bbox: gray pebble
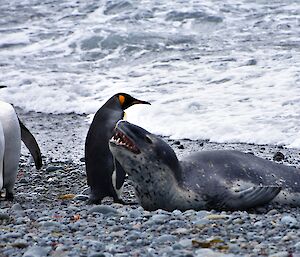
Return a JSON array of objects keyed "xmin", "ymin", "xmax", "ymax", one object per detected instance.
[
  {"xmin": 88, "ymin": 253, "xmax": 107, "ymax": 257},
  {"xmin": 11, "ymin": 240, "xmax": 29, "ymax": 248},
  {"xmin": 281, "ymin": 215, "xmax": 298, "ymax": 228},
  {"xmin": 12, "ymin": 203, "xmax": 23, "ymax": 211},
  {"xmin": 195, "ymin": 249, "xmax": 217, "ymax": 256},
  {"xmin": 169, "ymin": 220, "xmax": 186, "ymax": 227},
  {"xmin": 0, "ymin": 212, "xmax": 10, "ymax": 220},
  {"xmin": 36, "ymin": 216, "xmax": 51, "ymax": 222},
  {"xmin": 196, "ymin": 210, "xmax": 211, "ymax": 218},
  {"xmin": 269, "ymin": 252, "xmax": 289, "ymax": 257},
  {"xmin": 88, "ymin": 205, "xmax": 119, "ymax": 215},
  {"xmin": 19, "ymin": 178, "xmax": 28, "ymax": 183},
  {"xmin": 4, "ymin": 232, "xmax": 23, "ymax": 238},
  {"xmin": 39, "ymin": 221, "xmax": 61, "ymax": 228},
  {"xmin": 115, "ymin": 254, "xmax": 130, "ymax": 257},
  {"xmin": 54, "ymin": 244, "xmax": 69, "ymax": 251},
  {"xmin": 295, "ymin": 242, "xmax": 300, "ymax": 251},
  {"xmin": 155, "ymin": 234, "xmax": 177, "ymax": 243},
  {"xmin": 172, "ymin": 209, "xmax": 182, "ymax": 216},
  {"xmin": 245, "ymin": 59, "xmax": 257, "ymax": 66},
  {"xmin": 46, "ymin": 166, "xmax": 64, "ymax": 172},
  {"xmin": 178, "ymin": 238, "xmax": 192, "ymax": 248},
  {"xmin": 254, "ymin": 221, "xmax": 263, "ymax": 227},
  {"xmin": 150, "ymin": 214, "xmax": 170, "ymax": 223},
  {"xmin": 267, "ymin": 209, "xmax": 279, "ymax": 215},
  {"xmin": 23, "ymin": 246, "xmax": 51, "ymax": 257},
  {"xmin": 15, "ymin": 217, "xmax": 30, "ymax": 224},
  {"xmin": 128, "ymin": 209, "xmax": 142, "ymax": 218},
  {"xmin": 74, "ymin": 194, "xmax": 89, "ymax": 201},
  {"xmin": 172, "ymin": 243, "xmax": 183, "ymax": 250},
  {"xmin": 81, "ymin": 187, "xmax": 90, "ymax": 195},
  {"xmin": 193, "ymin": 218, "xmax": 210, "ymax": 226},
  {"xmin": 126, "ymin": 231, "xmax": 142, "ymax": 240},
  {"xmin": 273, "ymin": 152, "xmax": 285, "ymax": 162}
]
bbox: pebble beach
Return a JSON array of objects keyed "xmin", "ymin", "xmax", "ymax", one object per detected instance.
[{"xmin": 0, "ymin": 110, "xmax": 300, "ymax": 257}]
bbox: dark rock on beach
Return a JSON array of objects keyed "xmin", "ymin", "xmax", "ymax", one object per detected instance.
[{"xmin": 273, "ymin": 151, "xmax": 285, "ymax": 162}]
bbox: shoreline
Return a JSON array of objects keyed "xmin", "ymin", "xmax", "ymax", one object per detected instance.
[
  {"xmin": 1, "ymin": 110, "xmax": 300, "ymax": 257},
  {"xmin": 16, "ymin": 108, "xmax": 300, "ymax": 165}
]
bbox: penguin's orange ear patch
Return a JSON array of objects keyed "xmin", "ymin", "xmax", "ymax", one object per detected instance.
[{"xmin": 118, "ymin": 95, "xmax": 125, "ymax": 106}]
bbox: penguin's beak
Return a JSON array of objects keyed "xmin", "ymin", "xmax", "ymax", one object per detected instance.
[
  {"xmin": 0, "ymin": 86, "xmax": 7, "ymax": 89},
  {"xmin": 133, "ymin": 99, "xmax": 151, "ymax": 105}
]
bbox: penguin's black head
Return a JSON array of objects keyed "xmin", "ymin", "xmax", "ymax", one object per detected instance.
[{"xmin": 115, "ymin": 93, "xmax": 150, "ymax": 110}]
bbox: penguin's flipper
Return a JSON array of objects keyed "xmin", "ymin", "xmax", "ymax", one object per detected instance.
[
  {"xmin": 115, "ymin": 160, "xmax": 126, "ymax": 191},
  {"xmin": 221, "ymin": 186, "xmax": 281, "ymax": 210},
  {"xmin": 112, "ymin": 159, "xmax": 135, "ymax": 204},
  {"xmin": 18, "ymin": 118, "xmax": 43, "ymax": 170}
]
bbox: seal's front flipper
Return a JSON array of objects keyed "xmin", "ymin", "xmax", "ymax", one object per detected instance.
[
  {"xmin": 221, "ymin": 186, "xmax": 281, "ymax": 210},
  {"xmin": 18, "ymin": 118, "xmax": 43, "ymax": 170}
]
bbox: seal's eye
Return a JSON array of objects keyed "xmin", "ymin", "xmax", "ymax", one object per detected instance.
[{"xmin": 145, "ymin": 135, "xmax": 153, "ymax": 144}]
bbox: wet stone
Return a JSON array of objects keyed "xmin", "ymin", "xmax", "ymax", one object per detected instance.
[
  {"xmin": 88, "ymin": 205, "xmax": 119, "ymax": 215},
  {"xmin": 11, "ymin": 239, "xmax": 28, "ymax": 248},
  {"xmin": 150, "ymin": 214, "xmax": 170, "ymax": 223},
  {"xmin": 273, "ymin": 152, "xmax": 285, "ymax": 162},
  {"xmin": 46, "ymin": 166, "xmax": 64, "ymax": 172},
  {"xmin": 172, "ymin": 210, "xmax": 182, "ymax": 216},
  {"xmin": 128, "ymin": 209, "xmax": 142, "ymax": 218},
  {"xmin": 0, "ymin": 212, "xmax": 10, "ymax": 220},
  {"xmin": 156, "ymin": 234, "xmax": 177, "ymax": 243},
  {"xmin": 280, "ymin": 215, "xmax": 298, "ymax": 228},
  {"xmin": 178, "ymin": 238, "xmax": 192, "ymax": 248},
  {"xmin": 11, "ymin": 203, "xmax": 23, "ymax": 211},
  {"xmin": 23, "ymin": 246, "xmax": 51, "ymax": 257},
  {"xmin": 88, "ymin": 253, "xmax": 108, "ymax": 257},
  {"xmin": 246, "ymin": 59, "xmax": 257, "ymax": 66},
  {"xmin": 267, "ymin": 209, "xmax": 279, "ymax": 215},
  {"xmin": 19, "ymin": 178, "xmax": 28, "ymax": 183},
  {"xmin": 269, "ymin": 252, "xmax": 290, "ymax": 257},
  {"xmin": 294, "ymin": 242, "xmax": 300, "ymax": 251},
  {"xmin": 74, "ymin": 194, "xmax": 89, "ymax": 201},
  {"xmin": 5, "ymin": 232, "xmax": 23, "ymax": 238}
]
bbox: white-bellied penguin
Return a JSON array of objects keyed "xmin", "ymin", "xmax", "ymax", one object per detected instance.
[
  {"xmin": 0, "ymin": 99, "xmax": 42, "ymax": 200},
  {"xmin": 85, "ymin": 93, "xmax": 150, "ymax": 204}
]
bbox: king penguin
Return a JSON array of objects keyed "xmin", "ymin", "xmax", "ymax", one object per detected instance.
[
  {"xmin": 85, "ymin": 93, "xmax": 150, "ymax": 204},
  {"xmin": 0, "ymin": 89, "xmax": 42, "ymax": 199}
]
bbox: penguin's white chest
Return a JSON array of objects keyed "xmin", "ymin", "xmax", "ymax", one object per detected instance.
[
  {"xmin": 0, "ymin": 101, "xmax": 21, "ymax": 191},
  {"xmin": 0, "ymin": 120, "xmax": 5, "ymax": 190}
]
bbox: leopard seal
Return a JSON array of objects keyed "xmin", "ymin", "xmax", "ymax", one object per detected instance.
[{"xmin": 107, "ymin": 121, "xmax": 300, "ymax": 211}]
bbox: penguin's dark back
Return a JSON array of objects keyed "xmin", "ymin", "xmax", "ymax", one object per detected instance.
[{"xmin": 85, "ymin": 97, "xmax": 124, "ymax": 189}]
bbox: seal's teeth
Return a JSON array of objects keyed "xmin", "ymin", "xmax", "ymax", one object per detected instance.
[{"xmin": 112, "ymin": 130, "xmax": 140, "ymax": 154}]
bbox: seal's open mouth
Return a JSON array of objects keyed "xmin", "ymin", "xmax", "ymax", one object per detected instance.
[{"xmin": 111, "ymin": 129, "xmax": 140, "ymax": 154}]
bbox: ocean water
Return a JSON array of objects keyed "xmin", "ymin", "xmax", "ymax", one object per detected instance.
[{"xmin": 0, "ymin": 0, "xmax": 300, "ymax": 147}]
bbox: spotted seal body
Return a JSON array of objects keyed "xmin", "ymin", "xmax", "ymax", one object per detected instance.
[{"xmin": 108, "ymin": 121, "xmax": 300, "ymax": 211}]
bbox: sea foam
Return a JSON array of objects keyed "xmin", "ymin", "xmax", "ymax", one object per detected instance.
[{"xmin": 0, "ymin": 0, "xmax": 300, "ymax": 148}]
